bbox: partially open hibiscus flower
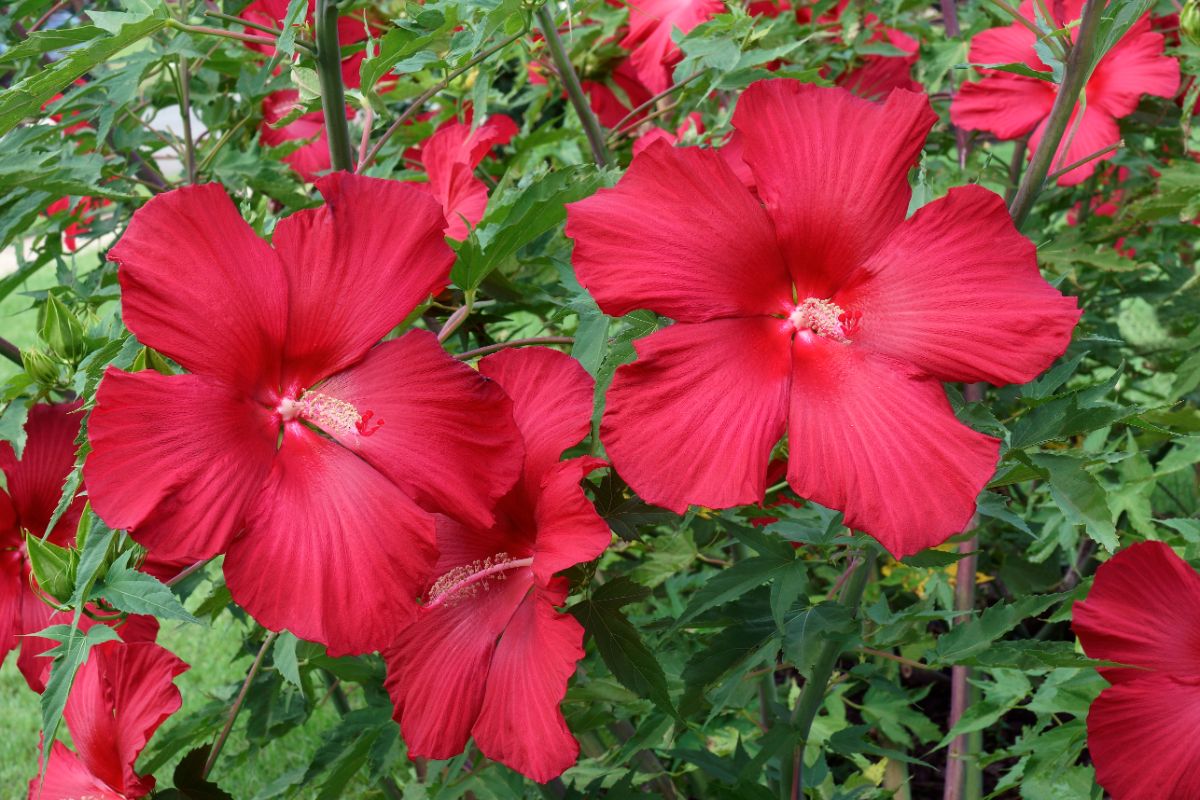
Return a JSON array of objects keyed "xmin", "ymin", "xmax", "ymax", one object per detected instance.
[
  {"xmin": 416, "ymin": 115, "xmax": 518, "ymax": 239},
  {"xmin": 566, "ymin": 80, "xmax": 1081, "ymax": 558},
  {"xmin": 951, "ymin": 0, "xmax": 1179, "ymax": 186},
  {"xmin": 87, "ymin": 173, "xmax": 523, "ymax": 655},
  {"xmin": 620, "ymin": 0, "xmax": 724, "ymax": 93},
  {"xmin": 0, "ymin": 402, "xmax": 85, "ymax": 691},
  {"xmin": 29, "ymin": 639, "xmax": 187, "ymax": 800},
  {"xmin": 384, "ymin": 347, "xmax": 610, "ymax": 782},
  {"xmin": 1073, "ymin": 541, "xmax": 1200, "ymax": 799}
]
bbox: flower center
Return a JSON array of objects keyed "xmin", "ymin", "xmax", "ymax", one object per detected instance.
[
  {"xmin": 424, "ymin": 552, "xmax": 534, "ymax": 610},
  {"xmin": 787, "ymin": 297, "xmax": 856, "ymax": 343},
  {"xmin": 276, "ymin": 391, "xmax": 384, "ymax": 437}
]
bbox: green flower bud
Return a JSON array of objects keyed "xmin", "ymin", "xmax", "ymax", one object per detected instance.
[
  {"xmin": 21, "ymin": 347, "xmax": 60, "ymax": 386},
  {"xmin": 40, "ymin": 292, "xmax": 88, "ymax": 364},
  {"xmin": 25, "ymin": 532, "xmax": 76, "ymax": 604},
  {"xmin": 1183, "ymin": 0, "xmax": 1200, "ymax": 48}
]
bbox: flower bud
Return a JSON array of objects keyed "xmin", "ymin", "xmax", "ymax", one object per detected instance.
[
  {"xmin": 40, "ymin": 292, "xmax": 88, "ymax": 364},
  {"xmin": 1183, "ymin": 0, "xmax": 1200, "ymax": 48},
  {"xmin": 21, "ymin": 347, "xmax": 60, "ymax": 386},
  {"xmin": 25, "ymin": 532, "xmax": 76, "ymax": 604}
]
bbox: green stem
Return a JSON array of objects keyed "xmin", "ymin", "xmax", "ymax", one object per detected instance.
[
  {"xmin": 1007, "ymin": 0, "xmax": 1104, "ymax": 228},
  {"xmin": 782, "ymin": 550, "xmax": 876, "ymax": 800},
  {"xmin": 535, "ymin": 4, "xmax": 610, "ymax": 167},
  {"xmin": 203, "ymin": 632, "xmax": 278, "ymax": 779},
  {"xmin": 314, "ymin": 0, "xmax": 354, "ymax": 173}
]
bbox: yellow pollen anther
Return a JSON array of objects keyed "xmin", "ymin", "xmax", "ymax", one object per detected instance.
[
  {"xmin": 280, "ymin": 391, "xmax": 384, "ymax": 437},
  {"xmin": 425, "ymin": 552, "xmax": 535, "ymax": 610},
  {"xmin": 788, "ymin": 297, "xmax": 854, "ymax": 343}
]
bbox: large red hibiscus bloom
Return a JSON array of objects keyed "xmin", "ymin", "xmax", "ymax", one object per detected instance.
[
  {"xmin": 620, "ymin": 0, "xmax": 725, "ymax": 93},
  {"xmin": 951, "ymin": 0, "xmax": 1179, "ymax": 185},
  {"xmin": 384, "ymin": 347, "xmax": 611, "ymax": 782},
  {"xmin": 416, "ymin": 115, "xmax": 518, "ymax": 239},
  {"xmin": 29, "ymin": 639, "xmax": 187, "ymax": 800},
  {"xmin": 86, "ymin": 173, "xmax": 523, "ymax": 655},
  {"xmin": 1073, "ymin": 541, "xmax": 1200, "ymax": 799},
  {"xmin": 0, "ymin": 402, "xmax": 85, "ymax": 691},
  {"xmin": 566, "ymin": 80, "xmax": 1081, "ymax": 558}
]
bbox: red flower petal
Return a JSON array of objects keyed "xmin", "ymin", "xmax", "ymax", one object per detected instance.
[
  {"xmin": 1089, "ymin": 15, "xmax": 1180, "ymax": 118},
  {"xmin": 312, "ymin": 330, "xmax": 524, "ymax": 530},
  {"xmin": 602, "ymin": 317, "xmax": 792, "ymax": 513},
  {"xmin": 4, "ymin": 402, "xmax": 83, "ymax": 540},
  {"xmin": 967, "ymin": 22, "xmax": 1042, "ymax": 69},
  {"xmin": 732, "ymin": 80, "xmax": 937, "ymax": 297},
  {"xmin": 786, "ymin": 343, "xmax": 999, "ymax": 558},
  {"xmin": 106, "ymin": 184, "xmax": 288, "ymax": 393},
  {"xmin": 261, "ymin": 90, "xmax": 336, "ymax": 182},
  {"xmin": 1086, "ymin": 674, "xmax": 1200, "ymax": 800},
  {"xmin": 0, "ymin": 549, "xmax": 25, "ymax": 671},
  {"xmin": 532, "ymin": 457, "xmax": 611, "ymax": 584},
  {"xmin": 227, "ymin": 427, "xmax": 437, "ymax": 655},
  {"xmin": 85, "ymin": 370, "xmax": 278, "ymax": 562},
  {"xmin": 620, "ymin": 0, "xmax": 723, "ymax": 93},
  {"xmin": 1029, "ymin": 102, "xmax": 1120, "ymax": 186},
  {"xmin": 63, "ymin": 640, "xmax": 187, "ymax": 796},
  {"xmin": 384, "ymin": 571, "xmax": 532, "ymax": 759},
  {"xmin": 472, "ymin": 583, "xmax": 584, "ymax": 782},
  {"xmin": 478, "ymin": 347, "xmax": 594, "ymax": 486},
  {"xmin": 271, "ymin": 173, "xmax": 454, "ymax": 388},
  {"xmin": 31, "ymin": 740, "xmax": 124, "ymax": 800},
  {"xmin": 845, "ymin": 185, "xmax": 1080, "ymax": 385},
  {"xmin": 1073, "ymin": 541, "xmax": 1200, "ymax": 682},
  {"xmin": 949, "ymin": 74, "xmax": 1056, "ymax": 140},
  {"xmin": 566, "ymin": 142, "xmax": 791, "ymax": 321}
]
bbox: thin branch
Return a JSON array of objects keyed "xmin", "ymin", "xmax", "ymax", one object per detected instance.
[
  {"xmin": 165, "ymin": 559, "xmax": 209, "ymax": 587},
  {"xmin": 607, "ymin": 71, "xmax": 704, "ymax": 140},
  {"xmin": 1004, "ymin": 137, "xmax": 1030, "ymax": 204},
  {"xmin": 536, "ymin": 4, "xmax": 610, "ymax": 167},
  {"xmin": 197, "ymin": 114, "xmax": 252, "ymax": 175},
  {"xmin": 453, "ymin": 336, "xmax": 574, "ymax": 360},
  {"xmin": 357, "ymin": 105, "xmax": 373, "ymax": 166},
  {"xmin": 1008, "ymin": 0, "xmax": 1105, "ymax": 227},
  {"xmin": 170, "ymin": 21, "xmax": 315, "ymax": 55},
  {"xmin": 178, "ymin": 56, "xmax": 197, "ymax": 184},
  {"xmin": 29, "ymin": 0, "xmax": 70, "ymax": 34},
  {"xmin": 436, "ymin": 304, "xmax": 471, "ymax": 343},
  {"xmin": 0, "ymin": 337, "xmax": 23, "ymax": 367},
  {"xmin": 358, "ymin": 31, "xmax": 523, "ymax": 172},
  {"xmin": 1045, "ymin": 139, "xmax": 1121, "ymax": 182},
  {"xmin": 203, "ymin": 631, "xmax": 278, "ymax": 779},
  {"xmin": 205, "ymin": 10, "xmax": 285, "ymax": 39}
]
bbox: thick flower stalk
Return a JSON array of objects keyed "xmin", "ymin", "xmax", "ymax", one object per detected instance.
[
  {"xmin": 384, "ymin": 347, "xmax": 612, "ymax": 782},
  {"xmin": 566, "ymin": 79, "xmax": 1082, "ymax": 558},
  {"xmin": 85, "ymin": 173, "xmax": 524, "ymax": 656}
]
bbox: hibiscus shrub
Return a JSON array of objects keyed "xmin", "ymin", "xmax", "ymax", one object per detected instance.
[{"xmin": 1, "ymin": 0, "xmax": 1198, "ymax": 798}]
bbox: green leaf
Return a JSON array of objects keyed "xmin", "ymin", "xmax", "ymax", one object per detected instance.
[
  {"xmin": 0, "ymin": 26, "xmax": 105, "ymax": 63},
  {"xmin": 570, "ymin": 577, "xmax": 677, "ymax": 718},
  {"xmin": 934, "ymin": 592, "xmax": 1066, "ymax": 664},
  {"xmin": 967, "ymin": 62, "xmax": 1053, "ymax": 81},
  {"xmin": 901, "ymin": 549, "xmax": 974, "ymax": 568},
  {"xmin": 1030, "ymin": 453, "xmax": 1118, "ymax": 551},
  {"xmin": 670, "ymin": 549, "xmax": 795, "ymax": 632},
  {"xmin": 92, "ymin": 551, "xmax": 201, "ymax": 624},
  {"xmin": 164, "ymin": 746, "xmax": 234, "ymax": 800},
  {"xmin": 0, "ymin": 10, "xmax": 169, "ymax": 137},
  {"xmin": 273, "ymin": 632, "xmax": 304, "ymax": 689}
]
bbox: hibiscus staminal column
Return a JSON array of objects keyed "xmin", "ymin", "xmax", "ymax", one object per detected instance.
[{"xmin": 315, "ymin": 0, "xmax": 353, "ymax": 171}]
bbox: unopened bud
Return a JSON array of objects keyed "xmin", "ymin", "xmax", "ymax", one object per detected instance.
[
  {"xmin": 40, "ymin": 292, "xmax": 88, "ymax": 364},
  {"xmin": 25, "ymin": 533, "xmax": 76, "ymax": 604},
  {"xmin": 21, "ymin": 348, "xmax": 60, "ymax": 385},
  {"xmin": 1182, "ymin": 0, "xmax": 1200, "ymax": 47}
]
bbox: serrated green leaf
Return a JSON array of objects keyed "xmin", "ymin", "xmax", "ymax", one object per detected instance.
[
  {"xmin": 934, "ymin": 592, "xmax": 1065, "ymax": 664},
  {"xmin": 92, "ymin": 551, "xmax": 200, "ymax": 624},
  {"xmin": 1030, "ymin": 453, "xmax": 1118, "ymax": 551}
]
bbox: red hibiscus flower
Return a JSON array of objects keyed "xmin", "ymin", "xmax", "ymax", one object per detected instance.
[
  {"xmin": 384, "ymin": 347, "xmax": 611, "ymax": 782},
  {"xmin": 29, "ymin": 639, "xmax": 187, "ymax": 800},
  {"xmin": 632, "ymin": 112, "xmax": 702, "ymax": 155},
  {"xmin": 85, "ymin": 173, "xmax": 523, "ymax": 655},
  {"xmin": 260, "ymin": 89, "xmax": 355, "ymax": 182},
  {"xmin": 951, "ymin": 0, "xmax": 1179, "ymax": 186},
  {"xmin": 416, "ymin": 115, "xmax": 518, "ymax": 239},
  {"xmin": 620, "ymin": 0, "xmax": 725, "ymax": 94},
  {"xmin": 1072, "ymin": 541, "xmax": 1200, "ymax": 799},
  {"xmin": 565, "ymin": 80, "xmax": 1081, "ymax": 558},
  {"xmin": 0, "ymin": 403, "xmax": 84, "ymax": 690},
  {"xmin": 241, "ymin": 0, "xmax": 386, "ymax": 90},
  {"xmin": 44, "ymin": 195, "xmax": 109, "ymax": 252}
]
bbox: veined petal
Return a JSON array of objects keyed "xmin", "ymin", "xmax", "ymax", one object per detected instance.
[
  {"xmin": 313, "ymin": 330, "xmax": 523, "ymax": 530},
  {"xmin": 6, "ymin": 402, "xmax": 83, "ymax": 540},
  {"xmin": 732, "ymin": 80, "xmax": 938, "ymax": 297},
  {"xmin": 472, "ymin": 583, "xmax": 584, "ymax": 782},
  {"xmin": 532, "ymin": 457, "xmax": 611, "ymax": 584},
  {"xmin": 30, "ymin": 740, "xmax": 123, "ymax": 800},
  {"xmin": 787, "ymin": 343, "xmax": 1000, "ymax": 558},
  {"xmin": 1087, "ymin": 675, "xmax": 1200, "ymax": 800},
  {"xmin": 1089, "ymin": 16, "xmax": 1180, "ymax": 118},
  {"xmin": 64, "ymin": 640, "xmax": 187, "ymax": 797},
  {"xmin": 0, "ymin": 550, "xmax": 23, "ymax": 669},
  {"xmin": 1073, "ymin": 541, "xmax": 1200, "ymax": 682},
  {"xmin": 272, "ymin": 173, "xmax": 455, "ymax": 388},
  {"xmin": 227, "ymin": 428, "xmax": 437, "ymax": 655},
  {"xmin": 845, "ymin": 185, "xmax": 1080, "ymax": 385},
  {"xmin": 602, "ymin": 317, "xmax": 792, "ymax": 514},
  {"xmin": 106, "ymin": 184, "xmax": 288, "ymax": 392},
  {"xmin": 967, "ymin": 23, "xmax": 1042, "ymax": 69},
  {"xmin": 85, "ymin": 370, "xmax": 277, "ymax": 562},
  {"xmin": 383, "ymin": 571, "xmax": 531, "ymax": 760},
  {"xmin": 479, "ymin": 348, "xmax": 595, "ymax": 486},
  {"xmin": 949, "ymin": 75, "xmax": 1055, "ymax": 140},
  {"xmin": 1028, "ymin": 102, "xmax": 1120, "ymax": 186},
  {"xmin": 566, "ymin": 142, "xmax": 791, "ymax": 322}
]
